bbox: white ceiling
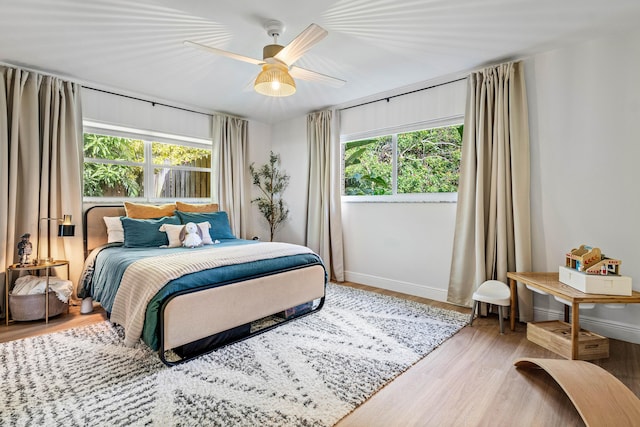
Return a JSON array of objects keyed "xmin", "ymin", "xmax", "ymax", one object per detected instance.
[{"xmin": 2, "ymin": 0, "xmax": 640, "ymax": 123}]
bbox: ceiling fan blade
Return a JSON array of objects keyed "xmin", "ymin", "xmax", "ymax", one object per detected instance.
[
  {"xmin": 275, "ymin": 24, "xmax": 328, "ymax": 66},
  {"xmin": 290, "ymin": 66, "xmax": 346, "ymax": 88},
  {"xmin": 183, "ymin": 41, "xmax": 264, "ymax": 66}
]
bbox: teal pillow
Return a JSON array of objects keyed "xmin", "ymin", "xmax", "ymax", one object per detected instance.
[
  {"xmin": 176, "ymin": 211, "xmax": 236, "ymax": 240},
  {"xmin": 121, "ymin": 216, "xmax": 181, "ymax": 247}
]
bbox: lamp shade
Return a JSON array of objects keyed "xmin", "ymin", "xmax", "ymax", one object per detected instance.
[
  {"xmin": 254, "ymin": 63, "xmax": 296, "ymax": 97},
  {"xmin": 58, "ymin": 214, "xmax": 75, "ymax": 237}
]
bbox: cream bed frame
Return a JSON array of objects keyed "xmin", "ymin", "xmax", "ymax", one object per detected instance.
[{"xmin": 83, "ymin": 205, "xmax": 326, "ymax": 365}]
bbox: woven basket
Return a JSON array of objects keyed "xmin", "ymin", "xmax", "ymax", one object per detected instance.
[{"xmin": 9, "ymin": 292, "xmax": 68, "ymax": 321}]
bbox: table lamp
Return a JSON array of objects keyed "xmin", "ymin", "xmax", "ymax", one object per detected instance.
[{"xmin": 38, "ymin": 214, "xmax": 75, "ymax": 264}]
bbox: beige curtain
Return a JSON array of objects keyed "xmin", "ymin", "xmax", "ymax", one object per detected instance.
[
  {"xmin": 0, "ymin": 66, "xmax": 84, "ymax": 317},
  {"xmin": 448, "ymin": 61, "xmax": 533, "ymax": 322},
  {"xmin": 306, "ymin": 110, "xmax": 345, "ymax": 282},
  {"xmin": 214, "ymin": 114, "xmax": 249, "ymax": 239}
]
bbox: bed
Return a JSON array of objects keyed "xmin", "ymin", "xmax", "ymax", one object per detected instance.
[{"xmin": 79, "ymin": 205, "xmax": 326, "ymax": 365}]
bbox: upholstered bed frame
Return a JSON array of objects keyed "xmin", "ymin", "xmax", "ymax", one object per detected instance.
[{"xmin": 83, "ymin": 205, "xmax": 326, "ymax": 365}]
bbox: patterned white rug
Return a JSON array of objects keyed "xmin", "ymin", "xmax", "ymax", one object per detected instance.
[{"xmin": 0, "ymin": 283, "xmax": 468, "ymax": 426}]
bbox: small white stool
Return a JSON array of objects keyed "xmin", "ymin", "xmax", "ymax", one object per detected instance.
[{"xmin": 469, "ymin": 280, "xmax": 511, "ymax": 334}]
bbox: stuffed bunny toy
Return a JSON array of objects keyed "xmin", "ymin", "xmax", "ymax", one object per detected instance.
[{"xmin": 179, "ymin": 222, "xmax": 203, "ymax": 248}]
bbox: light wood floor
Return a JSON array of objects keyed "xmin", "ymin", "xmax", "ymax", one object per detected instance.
[
  {"xmin": 0, "ymin": 302, "xmax": 108, "ymax": 343},
  {"xmin": 2, "ymin": 282, "xmax": 639, "ymax": 426}
]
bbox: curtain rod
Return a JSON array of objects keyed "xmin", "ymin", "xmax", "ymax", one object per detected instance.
[
  {"xmin": 340, "ymin": 76, "xmax": 467, "ymax": 111},
  {"xmin": 84, "ymin": 86, "xmax": 214, "ymax": 118},
  {"xmin": 0, "ymin": 62, "xmax": 215, "ymax": 118}
]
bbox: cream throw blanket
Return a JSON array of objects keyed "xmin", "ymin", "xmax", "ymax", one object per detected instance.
[
  {"xmin": 111, "ymin": 242, "xmax": 314, "ymax": 347},
  {"xmin": 11, "ymin": 275, "xmax": 73, "ymax": 303}
]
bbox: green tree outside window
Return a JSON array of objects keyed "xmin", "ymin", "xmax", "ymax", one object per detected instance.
[{"xmin": 344, "ymin": 124, "xmax": 463, "ymax": 196}]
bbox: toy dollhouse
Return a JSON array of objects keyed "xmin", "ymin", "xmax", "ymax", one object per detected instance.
[{"xmin": 565, "ymin": 245, "xmax": 621, "ymax": 276}]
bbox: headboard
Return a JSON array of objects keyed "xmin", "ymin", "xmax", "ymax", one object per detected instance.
[
  {"xmin": 84, "ymin": 205, "xmax": 126, "ymax": 253},
  {"xmin": 84, "ymin": 203, "xmax": 220, "ymax": 255}
]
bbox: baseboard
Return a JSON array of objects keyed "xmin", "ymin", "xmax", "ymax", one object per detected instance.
[
  {"xmin": 344, "ymin": 271, "xmax": 448, "ymax": 302},
  {"xmin": 533, "ymin": 307, "xmax": 640, "ymax": 345}
]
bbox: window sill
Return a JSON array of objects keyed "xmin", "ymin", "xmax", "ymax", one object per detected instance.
[{"xmin": 341, "ymin": 193, "xmax": 457, "ymax": 203}]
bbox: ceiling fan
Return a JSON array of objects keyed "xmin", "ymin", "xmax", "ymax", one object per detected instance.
[{"xmin": 184, "ymin": 20, "xmax": 345, "ymax": 97}]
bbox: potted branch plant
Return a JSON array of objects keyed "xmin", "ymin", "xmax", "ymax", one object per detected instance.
[{"xmin": 249, "ymin": 151, "xmax": 290, "ymax": 241}]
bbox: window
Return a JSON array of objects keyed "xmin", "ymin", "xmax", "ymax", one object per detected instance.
[
  {"xmin": 83, "ymin": 122, "xmax": 213, "ymax": 202},
  {"xmin": 344, "ymin": 135, "xmax": 393, "ymax": 195},
  {"xmin": 342, "ymin": 120, "xmax": 463, "ymax": 201}
]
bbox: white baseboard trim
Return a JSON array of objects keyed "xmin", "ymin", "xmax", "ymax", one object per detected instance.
[
  {"xmin": 344, "ymin": 271, "xmax": 448, "ymax": 302},
  {"xmin": 533, "ymin": 307, "xmax": 640, "ymax": 345}
]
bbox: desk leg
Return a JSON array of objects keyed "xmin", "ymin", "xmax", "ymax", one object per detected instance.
[
  {"xmin": 509, "ymin": 278, "xmax": 517, "ymax": 331},
  {"xmin": 571, "ymin": 303, "xmax": 580, "ymax": 360}
]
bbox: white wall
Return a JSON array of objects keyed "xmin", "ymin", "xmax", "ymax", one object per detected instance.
[
  {"xmin": 269, "ymin": 117, "xmax": 309, "ymax": 246},
  {"xmin": 245, "ymin": 116, "xmax": 309, "ymax": 244},
  {"xmin": 342, "ymin": 202, "xmax": 457, "ymax": 301},
  {"xmin": 245, "ymin": 120, "xmax": 273, "ymax": 240},
  {"xmin": 524, "ymin": 28, "xmax": 640, "ymax": 343}
]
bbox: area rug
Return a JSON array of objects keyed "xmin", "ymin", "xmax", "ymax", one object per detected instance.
[{"xmin": 0, "ymin": 283, "xmax": 468, "ymax": 426}]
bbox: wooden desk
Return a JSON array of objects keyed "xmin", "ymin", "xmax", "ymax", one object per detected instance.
[{"xmin": 507, "ymin": 272, "xmax": 640, "ymax": 359}]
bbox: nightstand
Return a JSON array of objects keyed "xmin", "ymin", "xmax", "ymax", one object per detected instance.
[{"xmin": 5, "ymin": 260, "xmax": 70, "ymax": 325}]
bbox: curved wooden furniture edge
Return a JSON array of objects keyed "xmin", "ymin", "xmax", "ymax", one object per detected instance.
[{"xmin": 514, "ymin": 357, "xmax": 640, "ymax": 427}]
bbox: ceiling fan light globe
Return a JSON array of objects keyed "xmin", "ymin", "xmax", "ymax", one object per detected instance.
[{"xmin": 254, "ymin": 64, "xmax": 296, "ymax": 97}]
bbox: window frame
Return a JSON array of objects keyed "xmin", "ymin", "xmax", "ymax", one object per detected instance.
[
  {"xmin": 83, "ymin": 120, "xmax": 215, "ymax": 203},
  {"xmin": 340, "ymin": 115, "xmax": 463, "ymax": 203}
]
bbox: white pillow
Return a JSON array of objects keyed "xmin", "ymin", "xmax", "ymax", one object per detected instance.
[
  {"xmin": 103, "ymin": 216, "xmax": 124, "ymax": 243},
  {"xmin": 159, "ymin": 222, "xmax": 213, "ymax": 248},
  {"xmin": 197, "ymin": 221, "xmax": 213, "ymax": 245}
]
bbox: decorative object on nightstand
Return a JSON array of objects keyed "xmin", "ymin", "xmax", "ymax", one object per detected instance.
[
  {"xmin": 38, "ymin": 214, "xmax": 75, "ymax": 264},
  {"xmin": 17, "ymin": 233, "xmax": 33, "ymax": 266}
]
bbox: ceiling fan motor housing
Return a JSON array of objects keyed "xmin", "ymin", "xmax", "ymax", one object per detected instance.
[
  {"xmin": 263, "ymin": 44, "xmax": 284, "ymax": 60},
  {"xmin": 263, "ymin": 20, "xmax": 285, "ymax": 60}
]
